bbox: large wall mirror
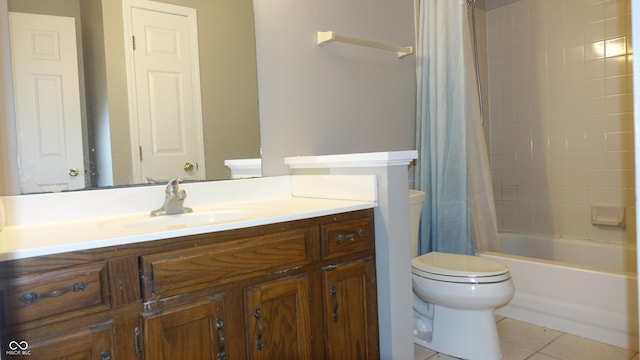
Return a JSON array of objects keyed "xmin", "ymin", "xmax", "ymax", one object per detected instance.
[{"xmin": 1, "ymin": 0, "xmax": 261, "ymax": 195}]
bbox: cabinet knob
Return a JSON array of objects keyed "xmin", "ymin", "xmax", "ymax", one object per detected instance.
[
  {"xmin": 183, "ymin": 162, "xmax": 195, "ymax": 172},
  {"xmin": 69, "ymin": 167, "xmax": 79, "ymax": 177},
  {"xmin": 100, "ymin": 349, "xmax": 112, "ymax": 360}
]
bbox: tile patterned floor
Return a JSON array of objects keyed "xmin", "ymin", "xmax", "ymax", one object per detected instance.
[{"xmin": 414, "ymin": 317, "xmax": 639, "ymax": 360}]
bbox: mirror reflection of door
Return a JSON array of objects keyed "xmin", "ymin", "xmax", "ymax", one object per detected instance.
[
  {"xmin": 126, "ymin": 1, "xmax": 206, "ymax": 183},
  {"xmin": 9, "ymin": 12, "xmax": 86, "ymax": 193}
]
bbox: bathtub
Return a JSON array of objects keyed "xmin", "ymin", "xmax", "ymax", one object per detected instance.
[{"xmin": 478, "ymin": 232, "xmax": 638, "ymax": 350}]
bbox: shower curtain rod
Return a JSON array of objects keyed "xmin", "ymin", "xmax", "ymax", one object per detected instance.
[{"xmin": 317, "ymin": 31, "xmax": 413, "ymax": 58}]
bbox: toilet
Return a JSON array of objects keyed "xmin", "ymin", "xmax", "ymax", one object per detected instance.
[{"xmin": 409, "ymin": 190, "xmax": 514, "ymax": 360}]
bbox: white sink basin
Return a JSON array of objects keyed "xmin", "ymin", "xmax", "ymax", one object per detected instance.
[{"xmin": 102, "ymin": 208, "xmax": 254, "ymax": 230}]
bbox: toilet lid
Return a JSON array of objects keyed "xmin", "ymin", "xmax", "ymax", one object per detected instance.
[{"xmin": 412, "ymin": 252, "xmax": 510, "ymax": 284}]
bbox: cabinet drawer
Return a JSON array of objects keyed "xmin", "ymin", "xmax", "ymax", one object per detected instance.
[
  {"xmin": 321, "ymin": 217, "xmax": 372, "ymax": 260},
  {"xmin": 141, "ymin": 228, "xmax": 312, "ymax": 300},
  {"xmin": 1, "ymin": 261, "xmax": 110, "ymax": 326}
]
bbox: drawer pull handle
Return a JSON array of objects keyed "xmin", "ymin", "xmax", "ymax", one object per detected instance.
[
  {"xmin": 254, "ymin": 308, "xmax": 263, "ymax": 351},
  {"xmin": 19, "ymin": 281, "xmax": 88, "ymax": 305},
  {"xmin": 134, "ymin": 327, "xmax": 143, "ymax": 357},
  {"xmin": 330, "ymin": 285, "xmax": 339, "ymax": 322},
  {"xmin": 216, "ymin": 318, "xmax": 226, "ymax": 360},
  {"xmin": 336, "ymin": 229, "xmax": 365, "ymax": 244}
]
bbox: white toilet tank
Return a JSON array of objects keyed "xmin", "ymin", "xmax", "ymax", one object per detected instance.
[{"xmin": 409, "ymin": 190, "xmax": 426, "ymax": 257}]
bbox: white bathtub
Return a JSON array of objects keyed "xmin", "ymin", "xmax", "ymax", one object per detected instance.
[{"xmin": 478, "ymin": 232, "xmax": 638, "ymax": 350}]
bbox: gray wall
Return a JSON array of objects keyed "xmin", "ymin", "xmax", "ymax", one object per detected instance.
[
  {"xmin": 0, "ymin": 0, "xmax": 417, "ymax": 194},
  {"xmin": 254, "ymin": 0, "xmax": 417, "ymax": 176}
]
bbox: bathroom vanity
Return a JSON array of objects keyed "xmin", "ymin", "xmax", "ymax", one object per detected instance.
[{"xmin": 0, "ymin": 176, "xmax": 379, "ymax": 359}]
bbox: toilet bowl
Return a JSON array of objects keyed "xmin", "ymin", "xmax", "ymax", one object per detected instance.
[{"xmin": 409, "ymin": 190, "xmax": 514, "ymax": 360}]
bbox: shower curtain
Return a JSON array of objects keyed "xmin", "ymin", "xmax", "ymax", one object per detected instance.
[{"xmin": 414, "ymin": 0, "xmax": 500, "ymax": 255}]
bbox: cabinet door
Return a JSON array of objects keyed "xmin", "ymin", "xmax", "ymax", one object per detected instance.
[
  {"xmin": 323, "ymin": 259, "xmax": 379, "ymax": 359},
  {"xmin": 142, "ymin": 296, "xmax": 229, "ymax": 360},
  {"xmin": 244, "ymin": 275, "xmax": 312, "ymax": 360},
  {"xmin": 4, "ymin": 322, "xmax": 113, "ymax": 360}
]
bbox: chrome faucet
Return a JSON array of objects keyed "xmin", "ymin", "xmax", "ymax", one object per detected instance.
[{"xmin": 150, "ymin": 178, "xmax": 193, "ymax": 216}]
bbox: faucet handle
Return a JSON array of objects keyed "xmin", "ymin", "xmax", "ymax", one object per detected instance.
[{"xmin": 165, "ymin": 178, "xmax": 183, "ymax": 195}]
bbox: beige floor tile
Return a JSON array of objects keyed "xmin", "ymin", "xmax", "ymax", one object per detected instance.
[
  {"xmin": 527, "ymin": 354, "xmax": 561, "ymax": 360},
  {"xmin": 497, "ymin": 318, "xmax": 562, "ymax": 351},
  {"xmin": 539, "ymin": 334, "xmax": 636, "ymax": 360},
  {"xmin": 414, "ymin": 317, "xmax": 638, "ymax": 360},
  {"xmin": 497, "ymin": 318, "xmax": 562, "ymax": 360},
  {"xmin": 499, "ymin": 344, "xmax": 538, "ymax": 360},
  {"xmin": 415, "ymin": 344, "xmax": 437, "ymax": 360}
]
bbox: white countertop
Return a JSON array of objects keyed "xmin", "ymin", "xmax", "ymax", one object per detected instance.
[
  {"xmin": 0, "ymin": 196, "xmax": 375, "ymax": 261},
  {"xmin": 0, "ymin": 175, "xmax": 377, "ymax": 262}
]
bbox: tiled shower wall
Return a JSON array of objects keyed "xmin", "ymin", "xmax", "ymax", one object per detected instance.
[{"xmin": 484, "ymin": 0, "xmax": 635, "ymax": 243}]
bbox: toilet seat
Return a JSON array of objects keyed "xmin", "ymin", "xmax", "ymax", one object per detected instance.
[{"xmin": 412, "ymin": 252, "xmax": 510, "ymax": 284}]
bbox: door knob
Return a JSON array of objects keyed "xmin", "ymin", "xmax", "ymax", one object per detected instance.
[
  {"xmin": 183, "ymin": 162, "xmax": 195, "ymax": 172},
  {"xmin": 69, "ymin": 167, "xmax": 79, "ymax": 177}
]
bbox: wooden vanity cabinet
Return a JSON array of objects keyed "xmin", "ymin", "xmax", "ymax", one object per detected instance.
[
  {"xmin": 0, "ymin": 208, "xmax": 378, "ymax": 359},
  {"xmin": 0, "ymin": 259, "xmax": 115, "ymax": 359},
  {"xmin": 244, "ymin": 274, "xmax": 313, "ymax": 359},
  {"xmin": 141, "ymin": 295, "xmax": 230, "ymax": 359},
  {"xmin": 15, "ymin": 322, "xmax": 115, "ymax": 360},
  {"xmin": 323, "ymin": 259, "xmax": 378, "ymax": 359},
  {"xmin": 140, "ymin": 274, "xmax": 316, "ymax": 360}
]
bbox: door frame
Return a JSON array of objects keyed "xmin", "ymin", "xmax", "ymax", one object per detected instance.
[{"xmin": 122, "ymin": 0, "xmax": 205, "ymax": 183}]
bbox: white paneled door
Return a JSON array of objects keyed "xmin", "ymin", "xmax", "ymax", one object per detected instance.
[
  {"xmin": 127, "ymin": 2, "xmax": 205, "ymax": 183},
  {"xmin": 9, "ymin": 12, "xmax": 85, "ymax": 193}
]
